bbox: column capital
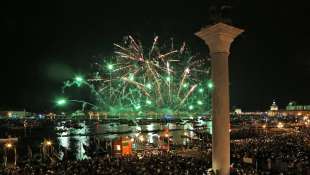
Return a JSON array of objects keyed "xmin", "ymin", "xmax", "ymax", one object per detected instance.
[{"xmin": 195, "ymin": 22, "xmax": 244, "ymax": 54}]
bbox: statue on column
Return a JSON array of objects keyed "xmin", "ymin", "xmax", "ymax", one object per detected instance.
[{"xmin": 208, "ymin": 0, "xmax": 238, "ymax": 24}]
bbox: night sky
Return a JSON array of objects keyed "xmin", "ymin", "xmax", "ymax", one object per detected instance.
[{"xmin": 1, "ymin": 1, "xmax": 310, "ymax": 112}]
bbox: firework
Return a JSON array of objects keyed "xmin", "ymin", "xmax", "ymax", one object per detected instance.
[{"xmin": 62, "ymin": 36, "xmax": 212, "ymax": 117}]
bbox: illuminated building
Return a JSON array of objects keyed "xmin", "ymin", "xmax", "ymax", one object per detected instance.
[
  {"xmin": 0, "ymin": 110, "xmax": 32, "ymax": 119},
  {"xmin": 234, "ymin": 108, "xmax": 242, "ymax": 115},
  {"xmin": 267, "ymin": 101, "xmax": 278, "ymax": 117},
  {"xmin": 270, "ymin": 100, "xmax": 278, "ymax": 111},
  {"xmin": 267, "ymin": 101, "xmax": 310, "ymax": 117},
  {"xmin": 286, "ymin": 101, "xmax": 310, "ymax": 111},
  {"xmin": 284, "ymin": 102, "xmax": 310, "ymax": 116}
]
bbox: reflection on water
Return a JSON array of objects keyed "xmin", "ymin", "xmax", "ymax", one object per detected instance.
[
  {"xmin": 72, "ymin": 123, "xmax": 89, "ymax": 160},
  {"xmin": 146, "ymin": 123, "xmax": 155, "ymax": 131},
  {"xmin": 57, "ymin": 122, "xmax": 90, "ymax": 160},
  {"xmin": 206, "ymin": 121, "xmax": 212, "ymax": 134},
  {"xmin": 54, "ymin": 120, "xmax": 212, "ymax": 160}
]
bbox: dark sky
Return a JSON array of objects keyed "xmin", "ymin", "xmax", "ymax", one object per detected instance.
[{"xmin": 1, "ymin": 1, "xmax": 310, "ymax": 112}]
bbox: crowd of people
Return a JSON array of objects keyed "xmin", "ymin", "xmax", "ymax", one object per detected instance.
[
  {"xmin": 230, "ymin": 130, "xmax": 310, "ymax": 174},
  {"xmin": 1, "ymin": 121, "xmax": 310, "ymax": 175},
  {"xmin": 2, "ymin": 154, "xmax": 212, "ymax": 175}
]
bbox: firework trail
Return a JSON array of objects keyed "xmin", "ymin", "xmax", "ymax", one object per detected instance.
[{"xmin": 62, "ymin": 36, "xmax": 212, "ymax": 117}]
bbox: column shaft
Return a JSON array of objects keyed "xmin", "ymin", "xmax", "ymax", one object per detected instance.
[
  {"xmin": 211, "ymin": 52, "xmax": 230, "ymax": 175},
  {"xmin": 195, "ymin": 22, "xmax": 243, "ymax": 175}
]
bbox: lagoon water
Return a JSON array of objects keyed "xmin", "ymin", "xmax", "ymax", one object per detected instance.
[{"xmin": 5, "ymin": 120, "xmax": 212, "ymax": 160}]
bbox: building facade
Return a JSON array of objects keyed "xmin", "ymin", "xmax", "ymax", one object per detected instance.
[
  {"xmin": 267, "ymin": 101, "xmax": 310, "ymax": 117},
  {"xmin": 0, "ymin": 111, "xmax": 32, "ymax": 119}
]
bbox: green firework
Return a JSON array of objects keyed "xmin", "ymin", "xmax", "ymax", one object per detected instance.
[{"xmin": 62, "ymin": 36, "xmax": 212, "ymax": 117}]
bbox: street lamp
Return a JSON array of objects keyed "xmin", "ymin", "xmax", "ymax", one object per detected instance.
[
  {"xmin": 42, "ymin": 139, "xmax": 53, "ymax": 160},
  {"xmin": 262, "ymin": 124, "xmax": 268, "ymax": 135},
  {"xmin": 5, "ymin": 143, "xmax": 12, "ymax": 149},
  {"xmin": 277, "ymin": 122, "xmax": 284, "ymax": 128},
  {"xmin": 45, "ymin": 140, "xmax": 52, "ymax": 146},
  {"xmin": 3, "ymin": 142, "xmax": 16, "ymax": 167}
]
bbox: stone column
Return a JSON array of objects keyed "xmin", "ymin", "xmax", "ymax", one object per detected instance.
[{"xmin": 195, "ymin": 23, "xmax": 243, "ymax": 175}]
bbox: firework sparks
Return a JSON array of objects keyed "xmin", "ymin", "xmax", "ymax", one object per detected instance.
[{"xmin": 61, "ymin": 36, "xmax": 212, "ymax": 117}]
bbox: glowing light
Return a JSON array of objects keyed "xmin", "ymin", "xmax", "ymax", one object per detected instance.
[
  {"xmin": 45, "ymin": 140, "xmax": 52, "ymax": 146},
  {"xmin": 75, "ymin": 76, "xmax": 83, "ymax": 82},
  {"xmin": 56, "ymin": 99, "xmax": 67, "ymax": 106},
  {"xmin": 189, "ymin": 105, "xmax": 194, "ymax": 110},
  {"xmin": 74, "ymin": 76, "xmax": 84, "ymax": 87},
  {"xmin": 5, "ymin": 143, "xmax": 12, "ymax": 149},
  {"xmin": 262, "ymin": 124, "xmax": 266, "ymax": 129},
  {"xmin": 185, "ymin": 68, "xmax": 190, "ymax": 74},
  {"xmin": 107, "ymin": 64, "xmax": 114, "ymax": 70},
  {"xmin": 277, "ymin": 122, "xmax": 284, "ymax": 128},
  {"xmin": 198, "ymin": 88, "xmax": 204, "ymax": 93},
  {"xmin": 197, "ymin": 100, "xmax": 203, "ymax": 105},
  {"xmin": 135, "ymin": 104, "xmax": 141, "ymax": 110},
  {"xmin": 166, "ymin": 76, "xmax": 171, "ymax": 82},
  {"xmin": 146, "ymin": 83, "xmax": 152, "ymax": 89},
  {"xmin": 207, "ymin": 81, "xmax": 214, "ymax": 89},
  {"xmin": 146, "ymin": 100, "xmax": 152, "ymax": 105},
  {"xmin": 61, "ymin": 36, "xmax": 211, "ymax": 116},
  {"xmin": 129, "ymin": 73, "xmax": 135, "ymax": 81},
  {"xmin": 139, "ymin": 136, "xmax": 144, "ymax": 142}
]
